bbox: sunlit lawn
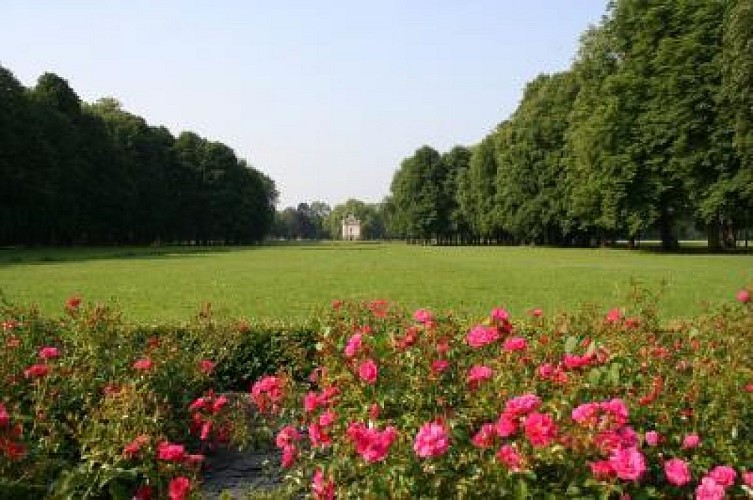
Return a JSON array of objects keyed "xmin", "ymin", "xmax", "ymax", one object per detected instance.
[{"xmin": 1, "ymin": 242, "xmax": 751, "ymax": 322}]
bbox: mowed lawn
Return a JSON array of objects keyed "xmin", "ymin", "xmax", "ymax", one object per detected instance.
[{"xmin": 0, "ymin": 243, "xmax": 751, "ymax": 322}]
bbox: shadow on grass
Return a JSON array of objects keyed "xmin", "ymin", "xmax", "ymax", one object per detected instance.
[
  {"xmin": 0, "ymin": 245, "xmax": 260, "ymax": 266},
  {"xmin": 0, "ymin": 241, "xmax": 390, "ymax": 266}
]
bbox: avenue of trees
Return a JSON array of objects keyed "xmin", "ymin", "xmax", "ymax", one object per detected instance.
[
  {"xmin": 271, "ymin": 199, "xmax": 388, "ymax": 241},
  {"xmin": 388, "ymin": 0, "xmax": 753, "ymax": 250},
  {"xmin": 0, "ymin": 67, "xmax": 277, "ymax": 245}
]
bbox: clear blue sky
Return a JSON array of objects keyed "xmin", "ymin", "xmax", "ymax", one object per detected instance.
[{"xmin": 2, "ymin": 1, "xmax": 606, "ymax": 208}]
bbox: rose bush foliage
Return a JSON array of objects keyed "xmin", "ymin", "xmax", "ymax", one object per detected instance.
[{"xmin": 255, "ymin": 292, "xmax": 753, "ymax": 499}]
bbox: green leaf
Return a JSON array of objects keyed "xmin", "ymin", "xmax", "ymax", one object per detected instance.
[{"xmin": 564, "ymin": 336, "xmax": 579, "ymax": 354}]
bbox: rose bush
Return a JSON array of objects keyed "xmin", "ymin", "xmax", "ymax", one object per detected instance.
[{"xmin": 251, "ymin": 294, "xmax": 753, "ymax": 498}]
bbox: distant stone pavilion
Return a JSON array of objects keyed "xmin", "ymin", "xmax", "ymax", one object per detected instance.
[{"xmin": 341, "ymin": 214, "xmax": 361, "ymax": 241}]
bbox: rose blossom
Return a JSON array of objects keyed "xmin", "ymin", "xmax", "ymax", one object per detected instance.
[
  {"xmin": 413, "ymin": 308, "xmax": 434, "ymax": 324},
  {"xmin": 413, "ymin": 422, "xmax": 449, "ymax": 458},
  {"xmin": 495, "ymin": 413, "xmax": 518, "ymax": 438},
  {"xmin": 471, "ymin": 423, "xmax": 496, "ymax": 448},
  {"xmin": 358, "ymin": 359, "xmax": 378, "ymax": 384},
  {"xmin": 24, "ymin": 364, "xmax": 49, "ymax": 378},
  {"xmin": 664, "ymin": 458, "xmax": 691, "ymax": 486},
  {"xmin": 504, "ymin": 394, "xmax": 541, "ymax": 416},
  {"xmin": 275, "ymin": 426, "xmax": 301, "ymax": 449},
  {"xmin": 708, "ymin": 465, "xmax": 736, "ymax": 488},
  {"xmin": 503, "ymin": 337, "xmax": 528, "ymax": 352},
  {"xmin": 737, "ymin": 289, "xmax": 751, "ymax": 303},
  {"xmin": 645, "ymin": 430, "xmax": 661, "ymax": 447},
  {"xmin": 0, "ymin": 403, "xmax": 9, "ymax": 428},
  {"xmin": 38, "ymin": 346, "xmax": 60, "ymax": 360},
  {"xmin": 696, "ymin": 477, "xmax": 725, "ymax": 500},
  {"xmin": 523, "ymin": 412, "xmax": 558, "ymax": 448},
  {"xmin": 431, "ymin": 359, "xmax": 450, "ymax": 374},
  {"xmin": 312, "ymin": 469, "xmax": 336, "ymax": 500},
  {"xmin": 466, "ymin": 325, "xmax": 499, "ymax": 348},
  {"xmin": 198, "ymin": 359, "xmax": 215, "ymax": 374},
  {"xmin": 590, "ymin": 460, "xmax": 615, "ymax": 480},
  {"xmin": 344, "ymin": 333, "xmax": 363, "ymax": 358},
  {"xmin": 497, "ymin": 444, "xmax": 523, "ymax": 471},
  {"xmin": 133, "ymin": 358, "xmax": 153, "ymax": 371},
  {"xmin": 168, "ymin": 476, "xmax": 190, "ymax": 500},
  {"xmin": 742, "ymin": 470, "xmax": 753, "ymax": 487},
  {"xmin": 346, "ymin": 422, "xmax": 398, "ymax": 463},
  {"xmin": 682, "ymin": 433, "xmax": 700, "ymax": 449},
  {"xmin": 466, "ymin": 365, "xmax": 493, "ymax": 390},
  {"xmin": 157, "ymin": 442, "xmax": 186, "ymax": 462},
  {"xmin": 608, "ymin": 447, "xmax": 646, "ymax": 481}
]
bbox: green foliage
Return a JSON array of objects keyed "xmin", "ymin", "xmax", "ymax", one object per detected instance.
[
  {"xmin": 0, "ymin": 67, "xmax": 277, "ymax": 246},
  {"xmin": 256, "ymin": 294, "xmax": 753, "ymax": 498},
  {"xmin": 0, "ymin": 298, "xmax": 314, "ymax": 498},
  {"xmin": 386, "ymin": 1, "xmax": 753, "ymax": 250}
]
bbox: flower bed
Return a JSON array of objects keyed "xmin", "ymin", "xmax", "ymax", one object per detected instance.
[
  {"xmin": 1, "ymin": 288, "xmax": 752, "ymax": 499},
  {"xmin": 0, "ymin": 298, "xmax": 315, "ymax": 499},
  {"xmin": 252, "ymin": 293, "xmax": 753, "ymax": 499}
]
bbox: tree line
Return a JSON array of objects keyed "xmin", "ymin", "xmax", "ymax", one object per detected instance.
[
  {"xmin": 0, "ymin": 67, "xmax": 277, "ymax": 245},
  {"xmin": 386, "ymin": 0, "xmax": 753, "ymax": 250},
  {"xmin": 271, "ymin": 199, "xmax": 388, "ymax": 241}
]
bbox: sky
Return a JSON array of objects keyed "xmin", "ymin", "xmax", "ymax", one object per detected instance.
[{"xmin": 1, "ymin": 1, "xmax": 607, "ymax": 208}]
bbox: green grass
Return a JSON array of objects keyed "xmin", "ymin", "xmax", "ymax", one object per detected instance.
[{"xmin": 1, "ymin": 243, "xmax": 751, "ymax": 321}]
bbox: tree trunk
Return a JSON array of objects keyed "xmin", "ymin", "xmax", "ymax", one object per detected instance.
[
  {"xmin": 707, "ymin": 220, "xmax": 721, "ymax": 251},
  {"xmin": 659, "ymin": 212, "xmax": 679, "ymax": 251}
]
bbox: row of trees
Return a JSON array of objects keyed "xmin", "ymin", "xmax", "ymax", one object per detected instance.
[
  {"xmin": 387, "ymin": 0, "xmax": 753, "ymax": 249},
  {"xmin": 0, "ymin": 67, "xmax": 277, "ymax": 245},
  {"xmin": 271, "ymin": 199, "xmax": 388, "ymax": 240}
]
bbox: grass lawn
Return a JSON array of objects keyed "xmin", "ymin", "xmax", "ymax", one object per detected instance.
[{"xmin": 0, "ymin": 242, "xmax": 751, "ymax": 322}]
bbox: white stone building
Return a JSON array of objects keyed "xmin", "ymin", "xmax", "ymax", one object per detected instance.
[{"xmin": 341, "ymin": 214, "xmax": 361, "ymax": 241}]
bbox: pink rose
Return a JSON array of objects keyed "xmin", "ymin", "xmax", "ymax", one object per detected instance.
[
  {"xmin": 346, "ymin": 422, "xmax": 398, "ymax": 463},
  {"xmin": 664, "ymin": 458, "xmax": 691, "ymax": 486},
  {"xmin": 344, "ymin": 333, "xmax": 363, "ymax": 358},
  {"xmin": 572, "ymin": 402, "xmax": 600, "ymax": 426},
  {"xmin": 431, "ymin": 359, "xmax": 450, "ymax": 374},
  {"xmin": 742, "ymin": 470, "xmax": 753, "ymax": 487},
  {"xmin": 605, "ymin": 307, "xmax": 623, "ymax": 324},
  {"xmin": 608, "ymin": 447, "xmax": 646, "ymax": 481},
  {"xmin": 275, "ymin": 425, "xmax": 301, "ymax": 449},
  {"xmin": 737, "ymin": 289, "xmax": 750, "ymax": 303},
  {"xmin": 503, "ymin": 336, "xmax": 528, "ymax": 352},
  {"xmin": 0, "ymin": 403, "xmax": 9, "ymax": 428},
  {"xmin": 696, "ymin": 477, "xmax": 725, "ymax": 500},
  {"xmin": 682, "ymin": 433, "xmax": 700, "ymax": 449},
  {"xmin": 504, "ymin": 394, "xmax": 541, "ymax": 416},
  {"xmin": 523, "ymin": 412, "xmax": 558, "ymax": 448},
  {"xmin": 466, "ymin": 365, "xmax": 493, "ymax": 390},
  {"xmin": 590, "ymin": 460, "xmax": 615, "ymax": 480},
  {"xmin": 413, "ymin": 308, "xmax": 434, "ymax": 324},
  {"xmin": 312, "ymin": 469, "xmax": 336, "ymax": 500},
  {"xmin": 466, "ymin": 325, "xmax": 499, "ymax": 348},
  {"xmin": 490, "ymin": 307, "xmax": 509, "ymax": 322},
  {"xmin": 495, "ymin": 413, "xmax": 518, "ymax": 438},
  {"xmin": 168, "ymin": 476, "xmax": 190, "ymax": 500},
  {"xmin": 39, "ymin": 346, "xmax": 60, "ymax": 360},
  {"xmin": 497, "ymin": 444, "xmax": 523, "ymax": 471},
  {"xmin": 645, "ymin": 431, "xmax": 661, "ymax": 447},
  {"xmin": 413, "ymin": 422, "xmax": 449, "ymax": 458},
  {"xmin": 133, "ymin": 358, "xmax": 153, "ymax": 371},
  {"xmin": 281, "ymin": 445, "xmax": 297, "ymax": 468},
  {"xmin": 157, "ymin": 442, "xmax": 186, "ymax": 462},
  {"xmin": 358, "ymin": 359, "xmax": 378, "ymax": 384},
  {"xmin": 471, "ymin": 423, "xmax": 496, "ymax": 448},
  {"xmin": 708, "ymin": 465, "xmax": 736, "ymax": 487}
]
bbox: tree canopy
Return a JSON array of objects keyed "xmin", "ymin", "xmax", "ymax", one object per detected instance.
[
  {"xmin": 0, "ymin": 68, "xmax": 277, "ymax": 245},
  {"xmin": 387, "ymin": 0, "xmax": 753, "ymax": 249}
]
